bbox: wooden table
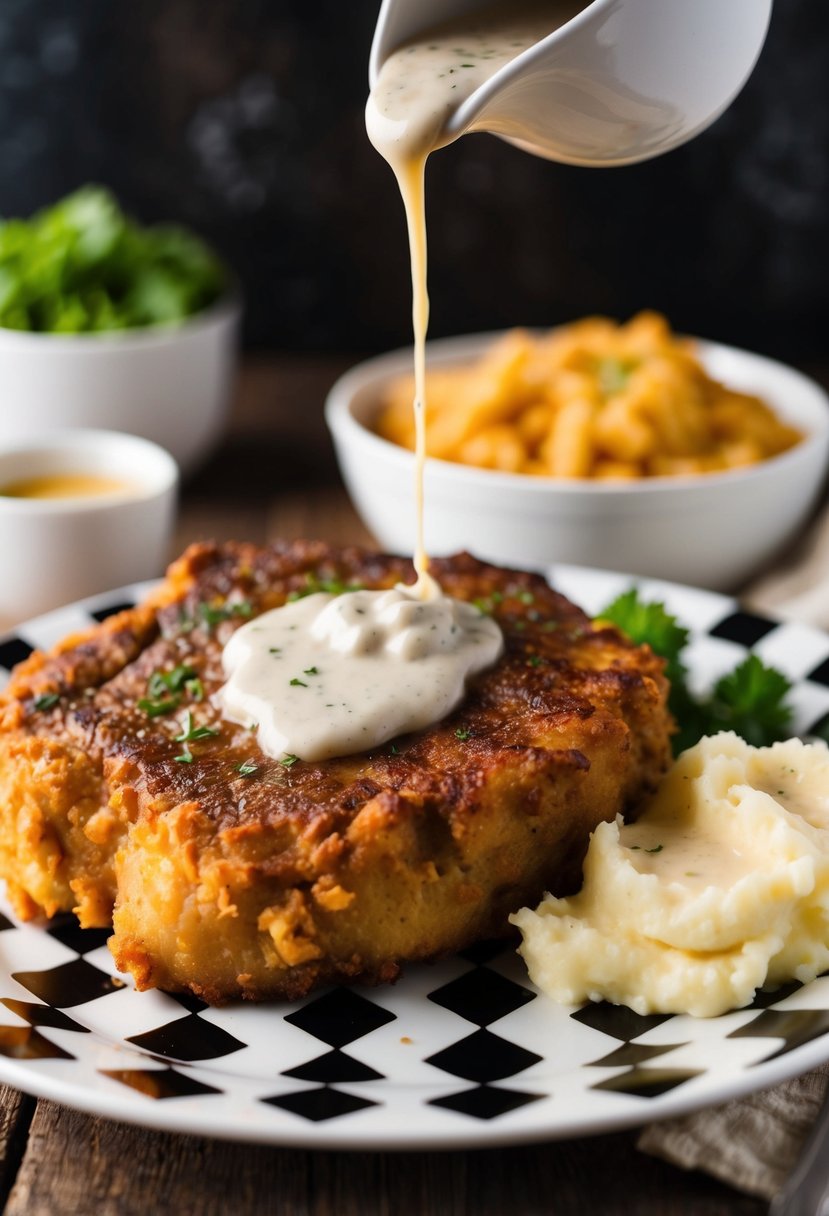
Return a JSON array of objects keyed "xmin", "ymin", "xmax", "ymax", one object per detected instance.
[{"xmin": 0, "ymin": 357, "xmax": 774, "ymax": 1215}]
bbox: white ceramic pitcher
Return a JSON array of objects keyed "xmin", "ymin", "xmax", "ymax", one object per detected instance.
[{"xmin": 369, "ymin": 0, "xmax": 774, "ymax": 166}]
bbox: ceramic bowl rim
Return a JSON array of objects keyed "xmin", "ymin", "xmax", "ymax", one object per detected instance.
[
  {"xmin": 0, "ymin": 288, "xmax": 241, "ymax": 353},
  {"xmin": 0, "ymin": 428, "xmax": 179, "ymax": 513},
  {"xmin": 325, "ymin": 330, "xmax": 829, "ymax": 501}
]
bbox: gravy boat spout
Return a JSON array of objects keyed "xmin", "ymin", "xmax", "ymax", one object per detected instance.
[{"xmin": 369, "ymin": 0, "xmax": 774, "ymax": 167}]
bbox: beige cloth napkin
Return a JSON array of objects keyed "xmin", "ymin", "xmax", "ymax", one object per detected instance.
[
  {"xmin": 638, "ymin": 502, "xmax": 829, "ymax": 1198},
  {"xmin": 743, "ymin": 501, "xmax": 829, "ymax": 628},
  {"xmin": 638, "ymin": 1066, "xmax": 829, "ymax": 1201}
]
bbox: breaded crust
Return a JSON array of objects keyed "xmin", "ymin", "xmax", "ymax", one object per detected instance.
[{"xmin": 0, "ymin": 541, "xmax": 672, "ymax": 1001}]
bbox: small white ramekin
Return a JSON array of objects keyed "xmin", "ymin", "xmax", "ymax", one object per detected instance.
[{"xmin": 0, "ymin": 429, "xmax": 178, "ymax": 622}]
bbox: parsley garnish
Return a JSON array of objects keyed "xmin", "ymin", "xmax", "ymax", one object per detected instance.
[
  {"xmin": 473, "ymin": 591, "xmax": 503, "ymax": 616},
  {"xmin": 174, "ymin": 746, "xmax": 193, "ymax": 764},
  {"xmin": 150, "ymin": 665, "xmax": 196, "ymax": 697},
  {"xmin": 279, "ymin": 754, "xmax": 300, "ymax": 768},
  {"xmin": 454, "ymin": 728, "xmax": 472, "ymax": 740},
  {"xmin": 139, "ymin": 664, "xmax": 200, "ymax": 717},
  {"xmin": 704, "ymin": 656, "xmax": 793, "ymax": 749},
  {"xmin": 33, "ymin": 693, "xmax": 59, "ymax": 712},
  {"xmin": 599, "ymin": 590, "xmax": 688, "ymax": 688},
  {"xmin": 177, "ymin": 609, "xmax": 196, "ymax": 633},
  {"xmin": 287, "ymin": 574, "xmax": 364, "ymax": 602},
  {"xmin": 138, "ymin": 696, "xmax": 179, "ymax": 718},
  {"xmin": 174, "ymin": 710, "xmax": 220, "ymax": 744},
  {"xmin": 527, "ymin": 656, "xmax": 542, "ymax": 668},
  {"xmin": 236, "ymin": 760, "xmax": 258, "ymax": 777},
  {"xmin": 595, "ymin": 356, "xmax": 637, "ymax": 396},
  {"xmin": 599, "ymin": 589, "xmax": 793, "ymax": 754},
  {"xmin": 290, "ymin": 678, "xmax": 307, "ymax": 688},
  {"xmin": 199, "ymin": 600, "xmax": 253, "ymax": 627},
  {"xmin": 644, "ymin": 844, "xmax": 664, "ymax": 854},
  {"xmin": 303, "ymin": 666, "xmax": 319, "ymax": 676}
]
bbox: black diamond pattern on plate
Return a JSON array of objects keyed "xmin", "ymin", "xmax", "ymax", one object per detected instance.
[
  {"xmin": 709, "ymin": 612, "xmax": 776, "ymax": 648},
  {"xmin": 1, "ymin": 999, "xmax": 90, "ymax": 1033},
  {"xmin": 46, "ymin": 915, "xmax": 111, "ymax": 955},
  {"xmin": 101, "ymin": 1067, "xmax": 222, "ymax": 1100},
  {"xmin": 0, "ymin": 637, "xmax": 34, "ymax": 671},
  {"xmin": 429, "ymin": 1085, "xmax": 542, "ymax": 1120},
  {"xmin": 0, "ymin": 1025, "xmax": 74, "ymax": 1061},
  {"xmin": 571, "ymin": 1003, "xmax": 672, "ymax": 1042},
  {"xmin": 90, "ymin": 600, "xmax": 136, "ymax": 624},
  {"xmin": 748, "ymin": 981, "xmax": 803, "ymax": 1011},
  {"xmin": 807, "ymin": 711, "xmax": 829, "ymax": 744},
  {"xmin": 0, "ymin": 912, "xmax": 13, "ymax": 933},
  {"xmin": 127, "ymin": 1013, "xmax": 245, "ymax": 1061},
  {"xmin": 165, "ymin": 989, "xmax": 209, "ymax": 1015},
  {"xmin": 263, "ymin": 1086, "xmax": 377, "ymax": 1122},
  {"xmin": 426, "ymin": 1028, "xmax": 541, "ymax": 1083},
  {"xmin": 458, "ymin": 940, "xmax": 511, "ymax": 966},
  {"xmin": 806, "ymin": 655, "xmax": 829, "ymax": 688},
  {"xmin": 588, "ymin": 1041, "xmax": 688, "ymax": 1068},
  {"xmin": 729, "ymin": 1008, "xmax": 829, "ymax": 1063},
  {"xmin": 13, "ymin": 958, "xmax": 122, "ymax": 1007},
  {"xmin": 592, "ymin": 1066, "xmax": 702, "ymax": 1098},
  {"xmin": 282, "ymin": 1049, "xmax": 383, "ymax": 1083},
  {"xmin": 284, "ymin": 989, "xmax": 396, "ymax": 1048},
  {"xmin": 428, "ymin": 968, "xmax": 535, "ymax": 1026}
]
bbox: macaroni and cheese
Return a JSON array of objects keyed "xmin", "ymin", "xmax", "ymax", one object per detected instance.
[{"xmin": 375, "ymin": 313, "xmax": 802, "ymax": 479}]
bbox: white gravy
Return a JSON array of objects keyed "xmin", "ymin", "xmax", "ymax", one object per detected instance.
[
  {"xmin": 214, "ymin": 2, "xmax": 582, "ymax": 762},
  {"xmin": 366, "ymin": 0, "xmax": 583, "ymax": 590},
  {"xmin": 216, "ymin": 586, "xmax": 503, "ymax": 762},
  {"xmin": 622, "ymin": 822, "xmax": 756, "ymax": 892}
]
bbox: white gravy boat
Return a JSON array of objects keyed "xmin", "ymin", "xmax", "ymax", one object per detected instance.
[{"xmin": 369, "ymin": 0, "xmax": 774, "ymax": 166}]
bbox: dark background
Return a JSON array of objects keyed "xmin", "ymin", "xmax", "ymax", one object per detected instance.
[{"xmin": 0, "ymin": 0, "xmax": 826, "ymax": 360}]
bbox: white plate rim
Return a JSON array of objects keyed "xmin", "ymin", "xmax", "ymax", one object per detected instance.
[{"xmin": 0, "ymin": 566, "xmax": 828, "ymax": 1150}]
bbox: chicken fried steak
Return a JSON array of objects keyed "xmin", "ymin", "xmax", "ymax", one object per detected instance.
[{"xmin": 0, "ymin": 541, "xmax": 672, "ymax": 1002}]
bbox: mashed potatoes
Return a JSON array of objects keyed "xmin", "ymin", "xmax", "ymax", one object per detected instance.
[{"xmin": 511, "ymin": 733, "xmax": 829, "ymax": 1017}]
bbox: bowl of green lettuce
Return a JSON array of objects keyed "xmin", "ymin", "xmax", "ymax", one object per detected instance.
[{"xmin": 0, "ymin": 187, "xmax": 240, "ymax": 472}]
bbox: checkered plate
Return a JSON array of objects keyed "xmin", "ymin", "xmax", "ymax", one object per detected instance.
[{"xmin": 2, "ymin": 566, "xmax": 829, "ymax": 1149}]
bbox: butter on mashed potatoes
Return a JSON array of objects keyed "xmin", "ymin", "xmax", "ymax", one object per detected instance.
[{"xmin": 510, "ymin": 733, "xmax": 829, "ymax": 1017}]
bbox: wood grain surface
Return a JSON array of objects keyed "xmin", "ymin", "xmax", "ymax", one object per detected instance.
[
  {"xmin": 0, "ymin": 357, "xmax": 781, "ymax": 1214},
  {"xmin": 3, "ymin": 1106, "xmax": 764, "ymax": 1216}
]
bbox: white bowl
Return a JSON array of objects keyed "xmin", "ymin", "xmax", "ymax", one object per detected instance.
[
  {"xmin": 0, "ymin": 429, "xmax": 178, "ymax": 621},
  {"xmin": 325, "ymin": 333, "xmax": 829, "ymax": 592},
  {"xmin": 0, "ymin": 294, "xmax": 240, "ymax": 475}
]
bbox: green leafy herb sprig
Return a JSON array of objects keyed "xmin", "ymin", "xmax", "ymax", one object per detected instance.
[
  {"xmin": 173, "ymin": 710, "xmax": 220, "ymax": 763},
  {"xmin": 0, "ymin": 186, "xmax": 225, "ymax": 333},
  {"xmin": 138, "ymin": 664, "xmax": 202, "ymax": 718},
  {"xmin": 287, "ymin": 575, "xmax": 365, "ymax": 602},
  {"xmin": 599, "ymin": 589, "xmax": 794, "ymax": 754}
]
